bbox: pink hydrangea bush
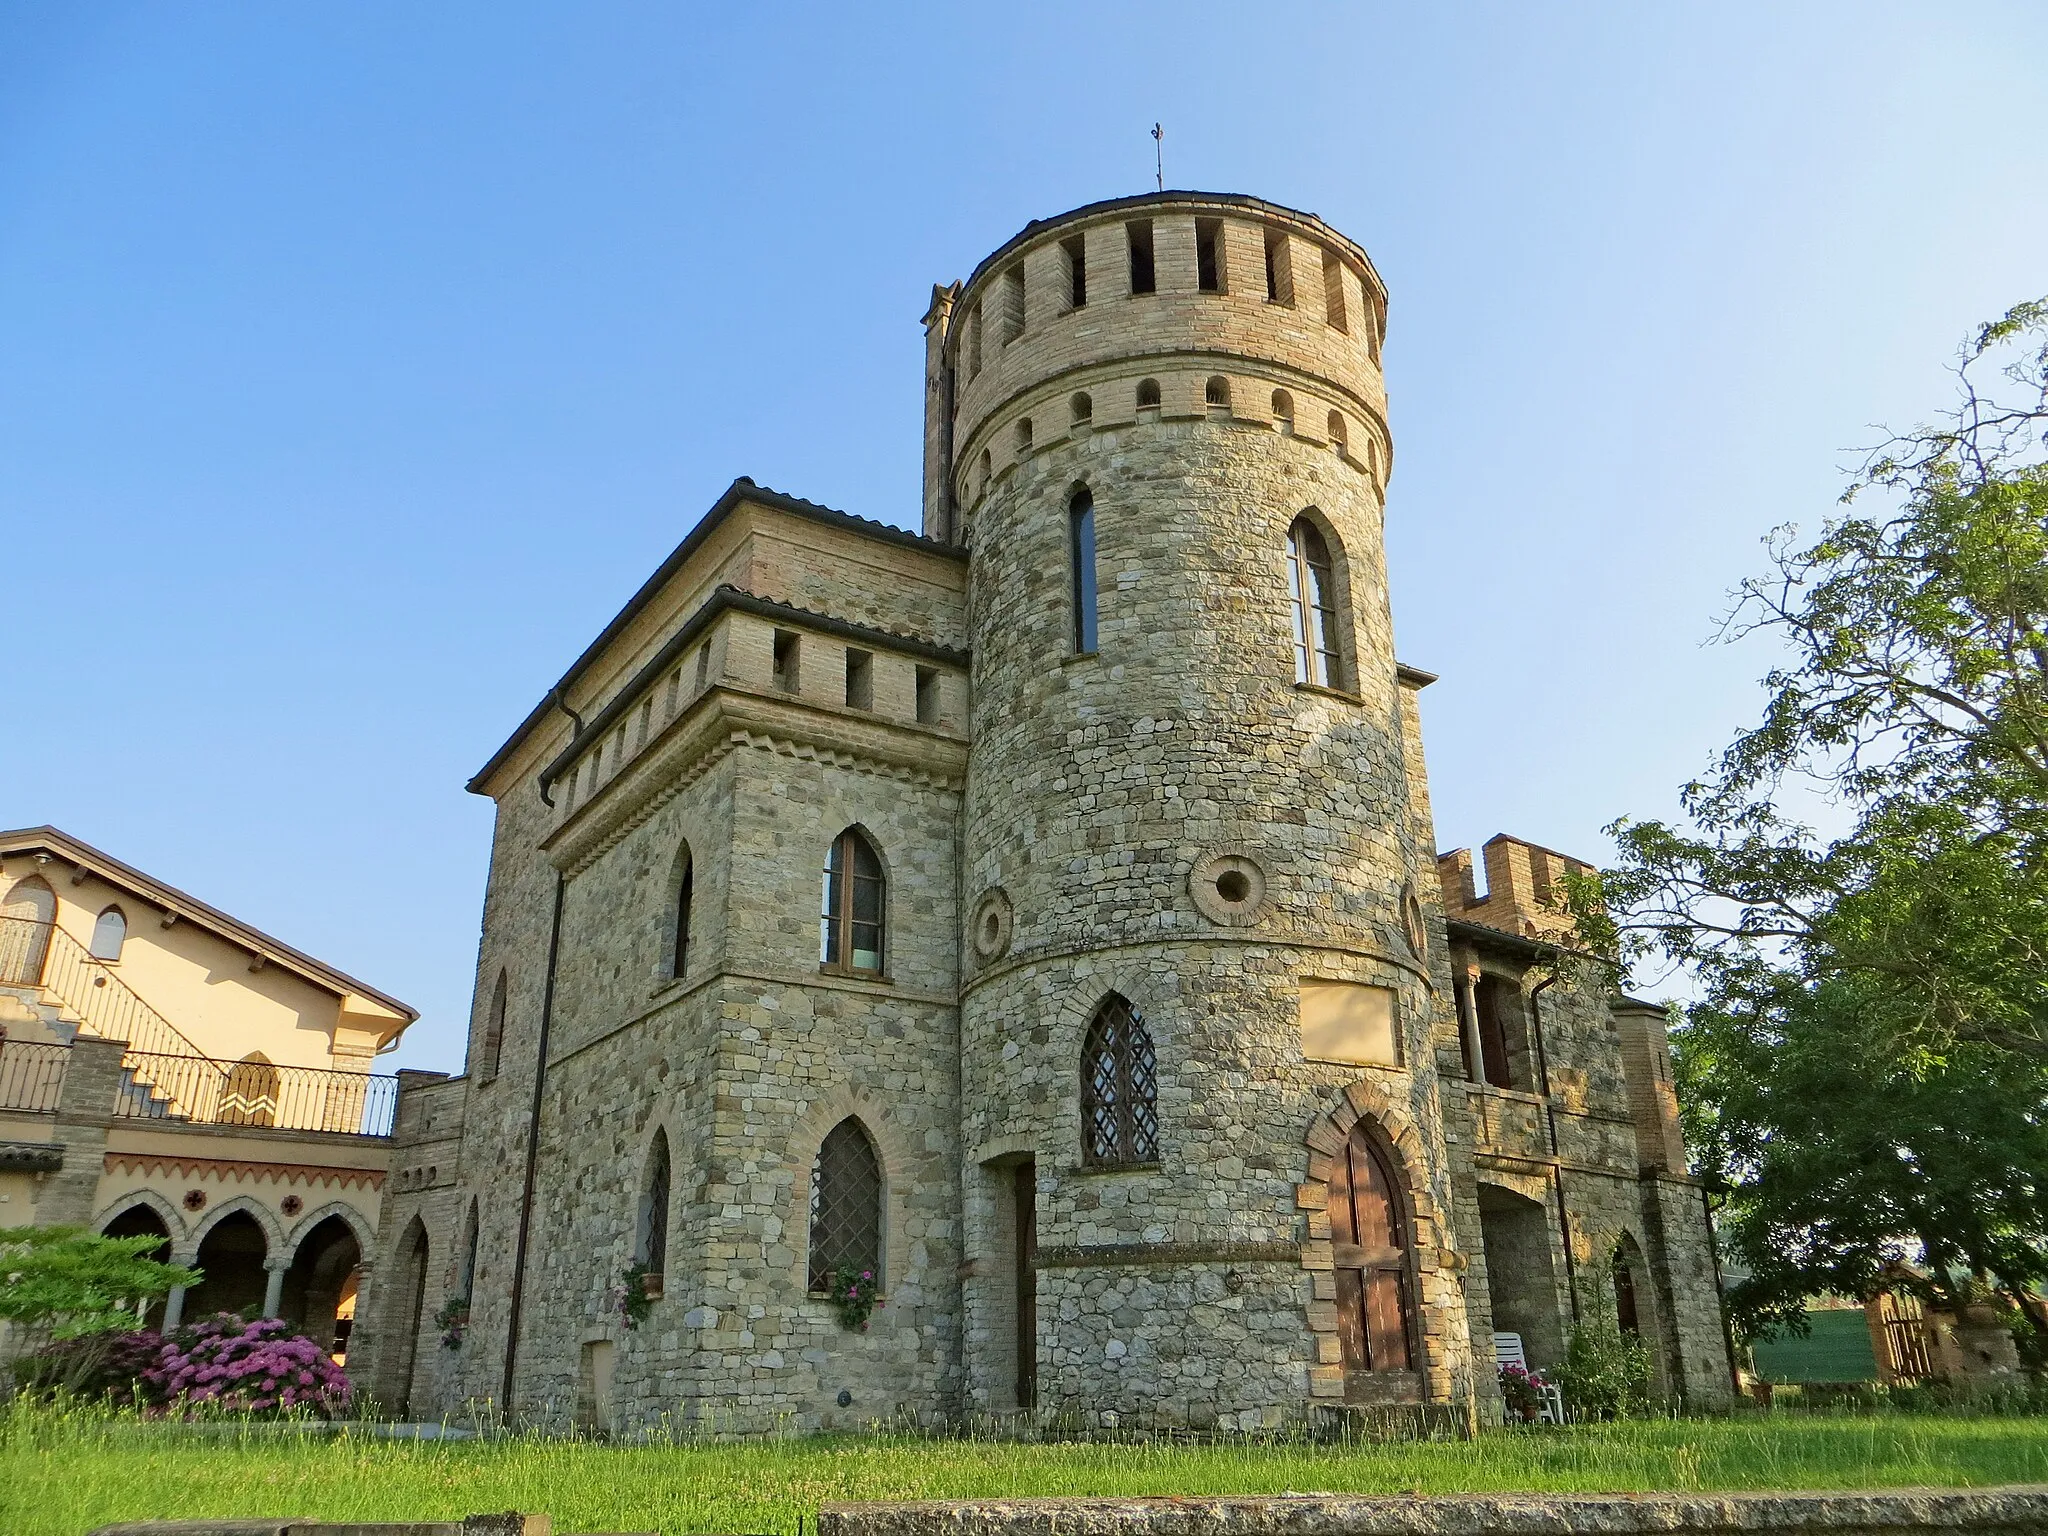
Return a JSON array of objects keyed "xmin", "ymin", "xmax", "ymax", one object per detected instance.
[{"xmin": 146, "ymin": 1314, "xmax": 351, "ymax": 1416}]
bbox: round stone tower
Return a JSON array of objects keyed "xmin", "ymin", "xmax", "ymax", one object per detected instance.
[{"xmin": 938, "ymin": 193, "xmax": 1472, "ymax": 1429}]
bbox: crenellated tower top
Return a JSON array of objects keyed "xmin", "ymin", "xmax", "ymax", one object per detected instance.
[{"xmin": 922, "ymin": 192, "xmax": 1391, "ymax": 542}]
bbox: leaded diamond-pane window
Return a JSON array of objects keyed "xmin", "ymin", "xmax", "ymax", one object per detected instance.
[
  {"xmin": 808, "ymin": 1117, "xmax": 882, "ymax": 1292},
  {"xmin": 1081, "ymin": 994, "xmax": 1158, "ymax": 1167}
]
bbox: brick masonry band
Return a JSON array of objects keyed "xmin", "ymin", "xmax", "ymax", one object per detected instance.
[{"xmin": 817, "ymin": 1491, "xmax": 2048, "ymax": 1536}]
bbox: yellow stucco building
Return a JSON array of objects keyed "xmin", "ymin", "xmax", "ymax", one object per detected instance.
[{"xmin": 0, "ymin": 825, "xmax": 416, "ymax": 1359}]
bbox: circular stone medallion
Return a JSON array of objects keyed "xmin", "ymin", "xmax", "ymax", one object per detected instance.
[
  {"xmin": 970, "ymin": 886, "xmax": 1014, "ymax": 962},
  {"xmin": 1189, "ymin": 850, "xmax": 1267, "ymax": 926}
]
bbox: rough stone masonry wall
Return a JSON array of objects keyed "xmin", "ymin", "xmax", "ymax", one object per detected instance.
[
  {"xmin": 820, "ymin": 1491, "xmax": 2048, "ymax": 1536},
  {"xmin": 955, "ymin": 204, "xmax": 1472, "ymax": 1428}
]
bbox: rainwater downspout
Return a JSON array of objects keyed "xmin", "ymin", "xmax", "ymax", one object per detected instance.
[
  {"xmin": 502, "ymin": 689, "xmax": 582, "ymax": 1409},
  {"xmin": 1528, "ymin": 969, "xmax": 1580, "ymax": 1324}
]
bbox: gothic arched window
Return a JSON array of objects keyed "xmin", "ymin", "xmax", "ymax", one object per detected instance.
[
  {"xmin": 820, "ymin": 828, "xmax": 884, "ymax": 975},
  {"xmin": 1081, "ymin": 993, "xmax": 1158, "ymax": 1167},
  {"xmin": 808, "ymin": 1117, "xmax": 882, "ymax": 1291},
  {"xmin": 638, "ymin": 1130, "xmax": 671, "ymax": 1280},
  {"xmin": 1287, "ymin": 515, "xmax": 1345, "ymax": 689},
  {"xmin": 1327, "ymin": 1120, "xmax": 1413, "ymax": 1374},
  {"xmin": 90, "ymin": 906, "xmax": 127, "ymax": 961}
]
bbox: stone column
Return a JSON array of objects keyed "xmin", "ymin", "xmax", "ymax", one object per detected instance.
[
  {"xmin": 262, "ymin": 1256, "xmax": 290, "ymax": 1319},
  {"xmin": 1456, "ymin": 965, "xmax": 1484, "ymax": 1084},
  {"xmin": 39, "ymin": 1035, "xmax": 126, "ymax": 1226},
  {"xmin": 160, "ymin": 1284, "xmax": 187, "ymax": 1331}
]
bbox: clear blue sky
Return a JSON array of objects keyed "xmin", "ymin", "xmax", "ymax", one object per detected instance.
[{"xmin": 4, "ymin": 3, "xmax": 2044, "ymax": 1072}]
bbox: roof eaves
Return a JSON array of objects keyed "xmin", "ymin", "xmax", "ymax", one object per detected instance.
[
  {"xmin": 0, "ymin": 826, "xmax": 419, "ymax": 1022},
  {"xmin": 468, "ymin": 477, "xmax": 962, "ymax": 794}
]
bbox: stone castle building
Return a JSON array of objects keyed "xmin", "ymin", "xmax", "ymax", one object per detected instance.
[{"xmin": 357, "ymin": 192, "xmax": 1732, "ymax": 1432}]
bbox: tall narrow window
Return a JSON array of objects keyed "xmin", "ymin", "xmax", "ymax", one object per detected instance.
[
  {"xmin": 967, "ymin": 300, "xmax": 984, "ymax": 379},
  {"xmin": 1264, "ymin": 228, "xmax": 1293, "ymax": 304},
  {"xmin": 89, "ymin": 906, "xmax": 127, "ymax": 961},
  {"xmin": 670, "ymin": 848, "xmax": 693, "ymax": 980},
  {"xmin": 1287, "ymin": 515, "xmax": 1343, "ymax": 688},
  {"xmin": 1081, "ymin": 993, "xmax": 1158, "ymax": 1166},
  {"xmin": 1612, "ymin": 1246, "xmax": 1641, "ymax": 1336},
  {"xmin": 844, "ymin": 648, "xmax": 873, "ymax": 710},
  {"xmin": 808, "ymin": 1117, "xmax": 882, "ymax": 1291},
  {"xmin": 1062, "ymin": 233, "xmax": 1087, "ymax": 309},
  {"xmin": 1272, "ymin": 389, "xmax": 1295, "ymax": 434},
  {"xmin": 458, "ymin": 1197, "xmax": 480, "ymax": 1299},
  {"xmin": 665, "ymin": 668, "xmax": 681, "ymax": 716},
  {"xmin": 914, "ymin": 665, "xmax": 940, "ymax": 724},
  {"xmin": 1327, "ymin": 411, "xmax": 1349, "ymax": 455},
  {"xmin": 1476, "ymin": 975, "xmax": 1517, "ymax": 1090},
  {"xmin": 480, "ymin": 969, "xmax": 507, "ymax": 1081},
  {"xmin": 772, "ymin": 630, "xmax": 800, "ymax": 693},
  {"xmin": 1069, "ymin": 488, "xmax": 1098, "ymax": 654},
  {"xmin": 821, "ymin": 827, "xmax": 885, "ymax": 974},
  {"xmin": 1328, "ymin": 1120, "xmax": 1414, "ymax": 1374},
  {"xmin": 694, "ymin": 642, "xmax": 712, "ymax": 690},
  {"xmin": 1014, "ymin": 417, "xmax": 1033, "ymax": 454},
  {"xmin": 636, "ymin": 698, "xmax": 652, "ymax": 749},
  {"xmin": 638, "ymin": 1129, "xmax": 671, "ymax": 1280},
  {"xmin": 1070, "ymin": 392, "xmax": 1092, "ymax": 428},
  {"xmin": 1195, "ymin": 218, "xmax": 1223, "ymax": 292},
  {"xmin": 1322, "ymin": 248, "xmax": 1349, "ymax": 332},
  {"xmin": 1127, "ymin": 220, "xmax": 1155, "ymax": 295},
  {"xmin": 1000, "ymin": 266, "xmax": 1025, "ymax": 343}
]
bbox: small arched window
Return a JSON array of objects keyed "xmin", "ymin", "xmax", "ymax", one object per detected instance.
[
  {"xmin": 1136, "ymin": 378, "xmax": 1161, "ymax": 412},
  {"xmin": 1015, "ymin": 417, "xmax": 1033, "ymax": 454},
  {"xmin": 638, "ymin": 1129, "xmax": 671, "ymax": 1280},
  {"xmin": 1272, "ymin": 389, "xmax": 1295, "ymax": 434},
  {"xmin": 1081, "ymin": 993, "xmax": 1158, "ymax": 1167},
  {"xmin": 1069, "ymin": 487, "xmax": 1098, "ymax": 654},
  {"xmin": 89, "ymin": 906, "xmax": 127, "ymax": 961},
  {"xmin": 1328, "ymin": 1120, "xmax": 1413, "ymax": 1374},
  {"xmin": 1287, "ymin": 515, "xmax": 1344, "ymax": 689},
  {"xmin": 808, "ymin": 1116, "xmax": 882, "ymax": 1292},
  {"xmin": 670, "ymin": 845, "xmax": 694, "ymax": 980},
  {"xmin": 821, "ymin": 827, "xmax": 885, "ymax": 975},
  {"xmin": 1070, "ymin": 392, "xmax": 1092, "ymax": 427},
  {"xmin": 1205, "ymin": 376, "xmax": 1231, "ymax": 412},
  {"xmin": 1327, "ymin": 411, "xmax": 1348, "ymax": 454},
  {"xmin": 977, "ymin": 448, "xmax": 993, "ymax": 501},
  {"xmin": 480, "ymin": 969, "xmax": 507, "ymax": 1081}
]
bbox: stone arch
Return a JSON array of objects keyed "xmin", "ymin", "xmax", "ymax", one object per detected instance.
[
  {"xmin": 285, "ymin": 1198, "xmax": 375, "ymax": 1259},
  {"xmin": 783, "ymin": 1083, "xmax": 913, "ymax": 1302},
  {"xmin": 1299, "ymin": 1079, "xmax": 1452, "ymax": 1403},
  {"xmin": 1605, "ymin": 1226, "xmax": 1672, "ymax": 1397},
  {"xmin": 92, "ymin": 1189, "xmax": 187, "ymax": 1251},
  {"xmin": 188, "ymin": 1191, "xmax": 288, "ymax": 1258}
]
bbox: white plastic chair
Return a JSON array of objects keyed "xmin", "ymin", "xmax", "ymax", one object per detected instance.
[{"xmin": 1493, "ymin": 1331, "xmax": 1566, "ymax": 1423}]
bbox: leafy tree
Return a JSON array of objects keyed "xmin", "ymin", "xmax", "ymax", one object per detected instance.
[
  {"xmin": 1581, "ymin": 301, "xmax": 2048, "ymax": 1339},
  {"xmin": 0, "ymin": 1226, "xmax": 196, "ymax": 1391}
]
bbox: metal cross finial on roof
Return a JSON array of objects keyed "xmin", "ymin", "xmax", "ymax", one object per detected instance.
[{"xmin": 1152, "ymin": 123, "xmax": 1163, "ymax": 191}]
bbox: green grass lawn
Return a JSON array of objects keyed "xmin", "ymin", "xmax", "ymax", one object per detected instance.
[{"xmin": 6, "ymin": 1402, "xmax": 2045, "ymax": 1536}]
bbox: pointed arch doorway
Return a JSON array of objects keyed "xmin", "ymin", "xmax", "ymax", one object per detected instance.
[{"xmin": 1327, "ymin": 1119, "xmax": 1419, "ymax": 1401}]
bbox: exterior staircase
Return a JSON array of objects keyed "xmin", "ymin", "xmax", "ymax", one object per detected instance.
[{"xmin": 0, "ymin": 917, "xmax": 225, "ymax": 1118}]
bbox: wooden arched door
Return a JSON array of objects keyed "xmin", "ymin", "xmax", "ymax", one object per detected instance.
[{"xmin": 1327, "ymin": 1120, "xmax": 1415, "ymax": 1384}]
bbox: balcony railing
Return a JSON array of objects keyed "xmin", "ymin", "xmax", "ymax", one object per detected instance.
[
  {"xmin": 0, "ymin": 1040, "xmax": 68, "ymax": 1112},
  {"xmin": 114, "ymin": 1050, "xmax": 397, "ymax": 1138}
]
